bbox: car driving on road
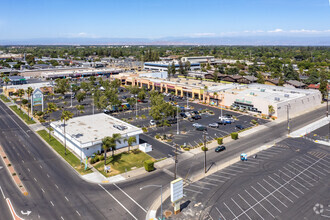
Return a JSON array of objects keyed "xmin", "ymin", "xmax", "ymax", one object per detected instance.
[
  {"xmin": 215, "ymin": 145, "xmax": 226, "ymax": 152},
  {"xmin": 209, "ymin": 123, "xmax": 219, "ymax": 128}
]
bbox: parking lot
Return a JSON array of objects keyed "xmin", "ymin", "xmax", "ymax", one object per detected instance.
[
  {"xmin": 162, "ymin": 137, "xmax": 330, "ymax": 220},
  {"xmin": 305, "ymin": 124, "xmax": 330, "ymax": 143}
]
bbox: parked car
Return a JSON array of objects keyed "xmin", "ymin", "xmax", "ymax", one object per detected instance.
[
  {"xmin": 180, "ymin": 112, "xmax": 187, "ymax": 118},
  {"xmin": 168, "ymin": 118, "xmax": 177, "ymax": 124},
  {"xmin": 192, "ymin": 115, "xmax": 201, "ymax": 120},
  {"xmin": 192, "ymin": 110, "xmax": 199, "ymax": 115},
  {"xmin": 150, "ymin": 120, "xmax": 156, "ymax": 126},
  {"xmin": 103, "ymin": 109, "xmax": 111, "ymax": 114},
  {"xmin": 236, "ymin": 125, "xmax": 244, "ymax": 130},
  {"xmin": 188, "ymin": 117, "xmax": 194, "ymax": 122},
  {"xmin": 185, "ymin": 112, "xmax": 192, "ymax": 117},
  {"xmin": 215, "ymin": 146, "xmax": 226, "ymax": 152},
  {"xmin": 196, "ymin": 126, "xmax": 207, "ymax": 131},
  {"xmin": 208, "ymin": 123, "xmax": 219, "ymax": 128},
  {"xmin": 192, "ymin": 123, "xmax": 202, "ymax": 128},
  {"xmin": 217, "ymin": 120, "xmax": 231, "ymax": 125}
]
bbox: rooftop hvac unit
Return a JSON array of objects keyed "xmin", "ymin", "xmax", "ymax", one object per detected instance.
[
  {"xmin": 250, "ymin": 92, "xmax": 255, "ymax": 95},
  {"xmin": 273, "ymin": 89, "xmax": 276, "ymax": 91},
  {"xmin": 274, "ymin": 97, "xmax": 280, "ymax": 101},
  {"xmin": 260, "ymin": 89, "xmax": 265, "ymax": 92},
  {"xmin": 185, "ymin": 82, "xmax": 188, "ymax": 84},
  {"xmin": 284, "ymin": 94, "xmax": 289, "ymax": 98}
]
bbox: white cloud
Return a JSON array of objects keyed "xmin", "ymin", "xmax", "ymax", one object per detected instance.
[
  {"xmin": 243, "ymin": 30, "xmax": 264, "ymax": 33},
  {"xmin": 268, "ymin": 29, "xmax": 284, "ymax": 33},
  {"xmin": 60, "ymin": 32, "xmax": 99, "ymax": 38},
  {"xmin": 289, "ymin": 29, "xmax": 330, "ymax": 33}
]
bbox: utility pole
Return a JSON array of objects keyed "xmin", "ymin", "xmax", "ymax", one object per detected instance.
[
  {"xmin": 203, "ymin": 130, "xmax": 207, "ymax": 173},
  {"xmin": 174, "ymin": 144, "xmax": 178, "ymax": 179},
  {"xmin": 287, "ymin": 104, "xmax": 290, "ymax": 135},
  {"xmin": 327, "ymin": 85, "xmax": 329, "ymax": 142},
  {"xmin": 176, "ymin": 105, "xmax": 179, "ymax": 135}
]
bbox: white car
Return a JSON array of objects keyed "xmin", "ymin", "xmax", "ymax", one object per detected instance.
[
  {"xmin": 185, "ymin": 112, "xmax": 192, "ymax": 117},
  {"xmin": 150, "ymin": 120, "xmax": 156, "ymax": 126},
  {"xmin": 192, "ymin": 123, "xmax": 202, "ymax": 128}
]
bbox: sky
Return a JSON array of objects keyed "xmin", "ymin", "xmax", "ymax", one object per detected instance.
[{"xmin": 0, "ymin": 0, "xmax": 330, "ymax": 40}]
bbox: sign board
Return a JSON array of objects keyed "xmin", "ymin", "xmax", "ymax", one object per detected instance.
[
  {"xmin": 139, "ymin": 143, "xmax": 152, "ymax": 153},
  {"xmin": 171, "ymin": 178, "xmax": 183, "ymax": 203},
  {"xmin": 31, "ymin": 88, "xmax": 44, "ymax": 112},
  {"xmin": 104, "ymin": 166, "xmax": 111, "ymax": 173}
]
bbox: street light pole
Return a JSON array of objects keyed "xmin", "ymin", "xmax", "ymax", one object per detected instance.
[
  {"xmin": 140, "ymin": 185, "xmax": 163, "ymax": 220},
  {"xmin": 135, "ymin": 94, "xmax": 138, "ymax": 119},
  {"xmin": 176, "ymin": 105, "xmax": 179, "ymax": 135},
  {"xmin": 70, "ymin": 85, "xmax": 73, "ymax": 107},
  {"xmin": 174, "ymin": 144, "xmax": 178, "ymax": 179},
  {"xmin": 287, "ymin": 105, "xmax": 290, "ymax": 135},
  {"xmin": 203, "ymin": 130, "xmax": 207, "ymax": 173}
]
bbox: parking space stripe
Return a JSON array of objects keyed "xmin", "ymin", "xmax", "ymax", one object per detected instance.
[
  {"xmin": 231, "ymin": 198, "xmax": 252, "ymax": 220},
  {"xmin": 223, "ymin": 202, "xmax": 238, "ymax": 219},
  {"xmin": 197, "ymin": 181, "xmax": 218, "ymax": 186},
  {"xmin": 282, "ymin": 167, "xmax": 314, "ymax": 186},
  {"xmin": 245, "ymin": 160, "xmax": 259, "ymax": 164},
  {"xmin": 229, "ymin": 164, "xmax": 249, "ymax": 169},
  {"xmin": 274, "ymin": 173, "xmax": 304, "ymax": 194},
  {"xmin": 291, "ymin": 161, "xmax": 321, "ymax": 178},
  {"xmin": 205, "ymin": 177, "xmax": 225, "ymax": 183},
  {"xmin": 245, "ymin": 189, "xmax": 276, "ymax": 218},
  {"xmin": 276, "ymin": 171, "xmax": 308, "ymax": 191},
  {"xmin": 189, "ymin": 184, "xmax": 211, "ymax": 190},
  {"xmin": 297, "ymin": 158, "xmax": 327, "ymax": 175},
  {"xmin": 215, "ymin": 207, "xmax": 226, "ymax": 220},
  {"xmin": 223, "ymin": 167, "xmax": 243, "ymax": 173},
  {"xmin": 315, "ymin": 164, "xmax": 330, "ymax": 174},
  {"xmin": 184, "ymin": 188, "xmax": 203, "ymax": 194},
  {"xmin": 268, "ymin": 176, "xmax": 299, "ymax": 198},
  {"xmin": 250, "ymin": 185, "xmax": 282, "ymax": 212},
  {"xmin": 305, "ymin": 155, "xmax": 330, "ymax": 169},
  {"xmin": 257, "ymin": 182, "xmax": 288, "ymax": 208},
  {"xmin": 211, "ymin": 173, "xmax": 231, "ymax": 179},
  {"xmin": 218, "ymin": 171, "xmax": 236, "ymax": 176},
  {"xmin": 238, "ymin": 194, "xmax": 264, "ymax": 220},
  {"xmin": 286, "ymin": 164, "xmax": 317, "ymax": 183},
  {"xmin": 263, "ymin": 179, "xmax": 293, "ymax": 203}
]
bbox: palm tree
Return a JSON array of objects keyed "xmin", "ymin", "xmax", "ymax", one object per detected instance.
[
  {"xmin": 46, "ymin": 103, "xmax": 57, "ymax": 140},
  {"xmin": 17, "ymin": 89, "xmax": 25, "ymax": 110},
  {"xmin": 102, "ymin": 136, "xmax": 112, "ymax": 166},
  {"xmin": 268, "ymin": 105, "xmax": 275, "ymax": 116},
  {"xmin": 4, "ymin": 77, "xmax": 10, "ymax": 92},
  {"xmin": 109, "ymin": 133, "xmax": 121, "ymax": 157},
  {"xmin": 125, "ymin": 136, "xmax": 136, "ymax": 152},
  {"xmin": 61, "ymin": 110, "xmax": 74, "ymax": 155},
  {"xmin": 26, "ymin": 87, "xmax": 34, "ymax": 118}
]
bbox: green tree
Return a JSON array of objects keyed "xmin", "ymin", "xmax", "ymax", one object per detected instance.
[
  {"xmin": 102, "ymin": 136, "xmax": 112, "ymax": 166},
  {"xmin": 171, "ymin": 62, "xmax": 176, "ymax": 76},
  {"xmin": 60, "ymin": 110, "xmax": 74, "ymax": 155},
  {"xmin": 137, "ymin": 90, "xmax": 146, "ymax": 101},
  {"xmin": 212, "ymin": 72, "xmax": 218, "ymax": 82},
  {"xmin": 257, "ymin": 72, "xmax": 265, "ymax": 84},
  {"xmin": 26, "ymin": 87, "xmax": 34, "ymax": 118},
  {"xmin": 4, "ymin": 77, "xmax": 10, "ymax": 91},
  {"xmin": 306, "ymin": 68, "xmax": 319, "ymax": 84},
  {"xmin": 167, "ymin": 64, "xmax": 172, "ymax": 79},
  {"xmin": 319, "ymin": 70, "xmax": 328, "ymax": 100},
  {"xmin": 76, "ymin": 91, "xmax": 86, "ymax": 103},
  {"xmin": 184, "ymin": 61, "xmax": 191, "ymax": 72},
  {"xmin": 109, "ymin": 133, "xmax": 121, "ymax": 157},
  {"xmin": 283, "ymin": 64, "xmax": 299, "ymax": 81},
  {"xmin": 55, "ymin": 78, "xmax": 70, "ymax": 95},
  {"xmin": 76, "ymin": 104, "xmax": 84, "ymax": 116},
  {"xmin": 17, "ymin": 89, "xmax": 25, "ymax": 110},
  {"xmin": 125, "ymin": 136, "xmax": 136, "ymax": 152},
  {"xmin": 46, "ymin": 103, "xmax": 57, "ymax": 139},
  {"xmin": 268, "ymin": 105, "xmax": 275, "ymax": 116}
]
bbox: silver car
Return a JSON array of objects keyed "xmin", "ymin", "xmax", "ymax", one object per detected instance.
[{"xmin": 208, "ymin": 123, "xmax": 219, "ymax": 128}]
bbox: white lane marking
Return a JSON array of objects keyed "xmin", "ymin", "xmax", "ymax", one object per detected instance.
[
  {"xmin": 229, "ymin": 164, "xmax": 249, "ymax": 169},
  {"xmin": 61, "ymin": 216, "xmax": 64, "ymax": 220},
  {"xmin": 0, "ymin": 186, "xmax": 5, "ymax": 199},
  {"xmin": 113, "ymin": 183, "xmax": 147, "ymax": 213},
  {"xmin": 223, "ymin": 202, "xmax": 238, "ymax": 218},
  {"xmin": 245, "ymin": 189, "xmax": 275, "ymax": 218},
  {"xmin": 291, "ymin": 161, "xmax": 321, "ymax": 178},
  {"xmin": 184, "ymin": 188, "xmax": 203, "ymax": 194},
  {"xmin": 47, "ymin": 174, "xmax": 50, "ymax": 178},
  {"xmin": 50, "ymin": 201, "xmax": 54, "ymax": 206},
  {"xmin": 268, "ymin": 176, "xmax": 298, "ymax": 198},
  {"xmin": 245, "ymin": 160, "xmax": 259, "ymax": 164},
  {"xmin": 76, "ymin": 210, "xmax": 81, "ymax": 216},
  {"xmin": 204, "ymin": 177, "xmax": 225, "ymax": 183},
  {"xmin": 39, "ymin": 165, "xmax": 42, "ymax": 169},
  {"xmin": 55, "ymin": 184, "xmax": 59, "ymax": 189},
  {"xmin": 251, "ymin": 185, "xmax": 282, "ymax": 213},
  {"xmin": 231, "ymin": 198, "xmax": 252, "ymax": 220},
  {"xmin": 215, "ymin": 207, "xmax": 226, "ymax": 220},
  {"xmin": 21, "ymin": 160, "xmax": 24, "ymax": 163},
  {"xmin": 276, "ymin": 171, "xmax": 308, "ymax": 191},
  {"xmin": 34, "ymin": 178, "xmax": 37, "ymax": 182},
  {"xmin": 33, "ymin": 157, "xmax": 36, "ymax": 161},
  {"xmin": 98, "ymin": 184, "xmax": 138, "ymax": 220},
  {"xmin": 0, "ymin": 105, "xmax": 30, "ymax": 137},
  {"xmin": 234, "ymin": 158, "xmax": 323, "ymax": 220},
  {"xmin": 238, "ymin": 194, "xmax": 264, "ymax": 220},
  {"xmin": 41, "ymin": 188, "xmax": 45, "ymax": 193},
  {"xmin": 263, "ymin": 179, "xmax": 293, "ymax": 203},
  {"xmin": 223, "ymin": 167, "xmax": 243, "ymax": 173},
  {"xmin": 257, "ymin": 182, "xmax": 288, "ymax": 208},
  {"xmin": 27, "ymin": 168, "xmax": 30, "ymax": 172},
  {"xmin": 298, "ymin": 158, "xmax": 327, "ymax": 175},
  {"xmin": 64, "ymin": 196, "xmax": 69, "ymax": 202},
  {"xmin": 189, "ymin": 184, "xmax": 211, "ymax": 190}
]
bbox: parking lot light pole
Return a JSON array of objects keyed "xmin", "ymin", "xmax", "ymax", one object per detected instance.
[
  {"xmin": 135, "ymin": 94, "xmax": 138, "ymax": 119},
  {"xmin": 140, "ymin": 185, "xmax": 163, "ymax": 220},
  {"xmin": 176, "ymin": 105, "xmax": 179, "ymax": 135},
  {"xmin": 174, "ymin": 144, "xmax": 178, "ymax": 179},
  {"xmin": 70, "ymin": 84, "xmax": 73, "ymax": 107},
  {"xmin": 287, "ymin": 104, "xmax": 290, "ymax": 135}
]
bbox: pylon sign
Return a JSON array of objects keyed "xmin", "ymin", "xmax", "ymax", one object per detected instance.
[{"xmin": 31, "ymin": 88, "xmax": 44, "ymax": 112}]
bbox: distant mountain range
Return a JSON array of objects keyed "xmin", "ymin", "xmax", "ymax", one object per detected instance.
[{"xmin": 1, "ymin": 36, "xmax": 329, "ymax": 46}]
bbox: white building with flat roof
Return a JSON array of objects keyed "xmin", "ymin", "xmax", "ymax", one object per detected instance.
[
  {"xmin": 181, "ymin": 56, "xmax": 214, "ymax": 63},
  {"xmin": 144, "ymin": 61, "xmax": 200, "ymax": 71},
  {"xmin": 51, "ymin": 113, "xmax": 142, "ymax": 159}
]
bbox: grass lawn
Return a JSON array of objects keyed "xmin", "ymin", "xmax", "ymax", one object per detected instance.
[
  {"xmin": 9, "ymin": 105, "xmax": 36, "ymax": 125},
  {"xmin": 94, "ymin": 149, "xmax": 155, "ymax": 177},
  {"xmin": 37, "ymin": 129, "xmax": 92, "ymax": 175},
  {"xmin": 0, "ymin": 94, "xmax": 10, "ymax": 103}
]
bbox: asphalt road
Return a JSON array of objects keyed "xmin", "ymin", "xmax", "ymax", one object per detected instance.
[
  {"xmin": 0, "ymin": 100, "xmax": 174, "ymax": 220},
  {"xmin": 161, "ymin": 137, "xmax": 330, "ymax": 219}
]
